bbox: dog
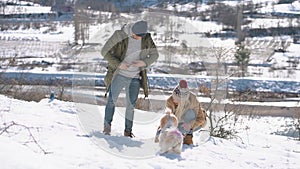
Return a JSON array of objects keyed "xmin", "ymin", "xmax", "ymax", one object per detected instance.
[{"xmin": 155, "ymin": 113, "xmax": 183, "ymax": 154}]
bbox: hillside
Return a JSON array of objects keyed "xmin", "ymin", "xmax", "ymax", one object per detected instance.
[
  {"xmin": 0, "ymin": 95, "xmax": 299, "ymax": 169},
  {"xmin": 0, "ymin": 1, "xmax": 300, "ymax": 168}
]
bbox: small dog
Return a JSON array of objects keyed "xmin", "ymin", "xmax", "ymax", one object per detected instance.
[{"xmin": 155, "ymin": 113, "xmax": 183, "ymax": 154}]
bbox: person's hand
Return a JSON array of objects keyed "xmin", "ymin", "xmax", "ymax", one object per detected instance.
[
  {"xmin": 131, "ymin": 60, "xmax": 146, "ymax": 67},
  {"xmin": 165, "ymin": 107, "xmax": 172, "ymax": 115},
  {"xmin": 119, "ymin": 63, "xmax": 130, "ymax": 70},
  {"xmin": 182, "ymin": 122, "xmax": 193, "ymax": 131}
]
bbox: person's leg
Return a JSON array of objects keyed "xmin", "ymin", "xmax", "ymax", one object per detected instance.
[
  {"xmin": 124, "ymin": 78, "xmax": 140, "ymax": 134},
  {"xmin": 104, "ymin": 74, "xmax": 126, "ymax": 133},
  {"xmin": 177, "ymin": 109, "xmax": 197, "ymax": 135},
  {"xmin": 177, "ymin": 109, "xmax": 196, "ymax": 145}
]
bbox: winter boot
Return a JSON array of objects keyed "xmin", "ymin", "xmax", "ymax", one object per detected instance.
[
  {"xmin": 103, "ymin": 125, "xmax": 111, "ymax": 135},
  {"xmin": 183, "ymin": 134, "xmax": 193, "ymax": 145},
  {"xmin": 124, "ymin": 131, "xmax": 135, "ymax": 138}
]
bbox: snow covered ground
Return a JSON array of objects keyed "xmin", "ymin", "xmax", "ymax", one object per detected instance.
[
  {"xmin": 1, "ymin": 1, "xmax": 300, "ymax": 168},
  {"xmin": 0, "ymin": 94, "xmax": 300, "ymax": 169}
]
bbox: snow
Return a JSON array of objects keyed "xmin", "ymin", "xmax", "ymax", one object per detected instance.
[
  {"xmin": 1, "ymin": 1, "xmax": 300, "ymax": 168},
  {"xmin": 266, "ymin": 42, "xmax": 300, "ymax": 72},
  {"xmin": 260, "ymin": 0, "xmax": 300, "ymax": 15},
  {"xmin": 0, "ymin": 94, "xmax": 300, "ymax": 169},
  {"xmin": 1, "ymin": 5, "xmax": 52, "ymax": 14},
  {"xmin": 0, "ymin": 24, "xmax": 74, "ymax": 42}
]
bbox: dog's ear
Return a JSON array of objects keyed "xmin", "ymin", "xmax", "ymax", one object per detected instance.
[
  {"xmin": 165, "ymin": 107, "xmax": 172, "ymax": 115},
  {"xmin": 170, "ymin": 114, "xmax": 178, "ymax": 127},
  {"xmin": 173, "ymin": 117, "xmax": 178, "ymax": 127},
  {"xmin": 160, "ymin": 115, "xmax": 167, "ymax": 128}
]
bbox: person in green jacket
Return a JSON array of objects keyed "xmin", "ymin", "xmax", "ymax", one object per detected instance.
[{"xmin": 101, "ymin": 20, "xmax": 159, "ymax": 137}]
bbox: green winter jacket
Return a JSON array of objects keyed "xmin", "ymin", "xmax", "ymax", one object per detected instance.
[{"xmin": 101, "ymin": 28, "xmax": 159, "ymax": 97}]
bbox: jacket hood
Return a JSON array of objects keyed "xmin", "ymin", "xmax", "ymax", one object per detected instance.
[{"xmin": 122, "ymin": 23, "xmax": 134, "ymax": 37}]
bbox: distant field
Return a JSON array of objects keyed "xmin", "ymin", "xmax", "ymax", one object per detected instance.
[
  {"xmin": 0, "ymin": 35, "xmax": 299, "ymax": 79},
  {"xmin": 0, "ymin": 39, "xmax": 70, "ymax": 70},
  {"xmin": 243, "ymin": 37, "xmax": 292, "ymax": 61}
]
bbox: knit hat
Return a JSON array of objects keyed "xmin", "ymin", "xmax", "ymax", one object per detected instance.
[
  {"xmin": 132, "ymin": 20, "xmax": 148, "ymax": 37},
  {"xmin": 172, "ymin": 80, "xmax": 190, "ymax": 101}
]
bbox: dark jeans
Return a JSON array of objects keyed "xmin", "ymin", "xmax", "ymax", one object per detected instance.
[{"xmin": 104, "ymin": 74, "xmax": 140, "ymax": 132}]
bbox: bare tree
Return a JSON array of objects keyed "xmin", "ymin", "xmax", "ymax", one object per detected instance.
[
  {"xmin": 193, "ymin": 0, "xmax": 200, "ymax": 14},
  {"xmin": 202, "ymin": 47, "xmax": 243, "ymax": 140},
  {"xmin": 296, "ymin": 117, "xmax": 300, "ymax": 141},
  {"xmin": 0, "ymin": 121, "xmax": 51, "ymax": 154},
  {"xmin": 236, "ymin": 4, "xmax": 244, "ymax": 44},
  {"xmin": 209, "ymin": 3, "xmax": 238, "ymax": 29},
  {"xmin": 74, "ymin": 8, "xmax": 89, "ymax": 45},
  {"xmin": 0, "ymin": 1, "xmax": 6, "ymax": 15}
]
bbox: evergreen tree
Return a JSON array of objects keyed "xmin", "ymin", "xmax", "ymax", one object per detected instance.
[{"xmin": 234, "ymin": 45, "xmax": 250, "ymax": 77}]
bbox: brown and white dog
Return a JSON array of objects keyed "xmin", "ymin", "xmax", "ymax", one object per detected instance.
[{"xmin": 155, "ymin": 113, "xmax": 183, "ymax": 154}]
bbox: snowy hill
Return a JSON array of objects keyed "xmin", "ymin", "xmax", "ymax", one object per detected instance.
[
  {"xmin": 1, "ymin": 1, "xmax": 300, "ymax": 168},
  {"xmin": 1, "ymin": 94, "xmax": 300, "ymax": 169}
]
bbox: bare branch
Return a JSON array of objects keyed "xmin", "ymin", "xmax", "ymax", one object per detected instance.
[{"xmin": 0, "ymin": 121, "xmax": 52, "ymax": 154}]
